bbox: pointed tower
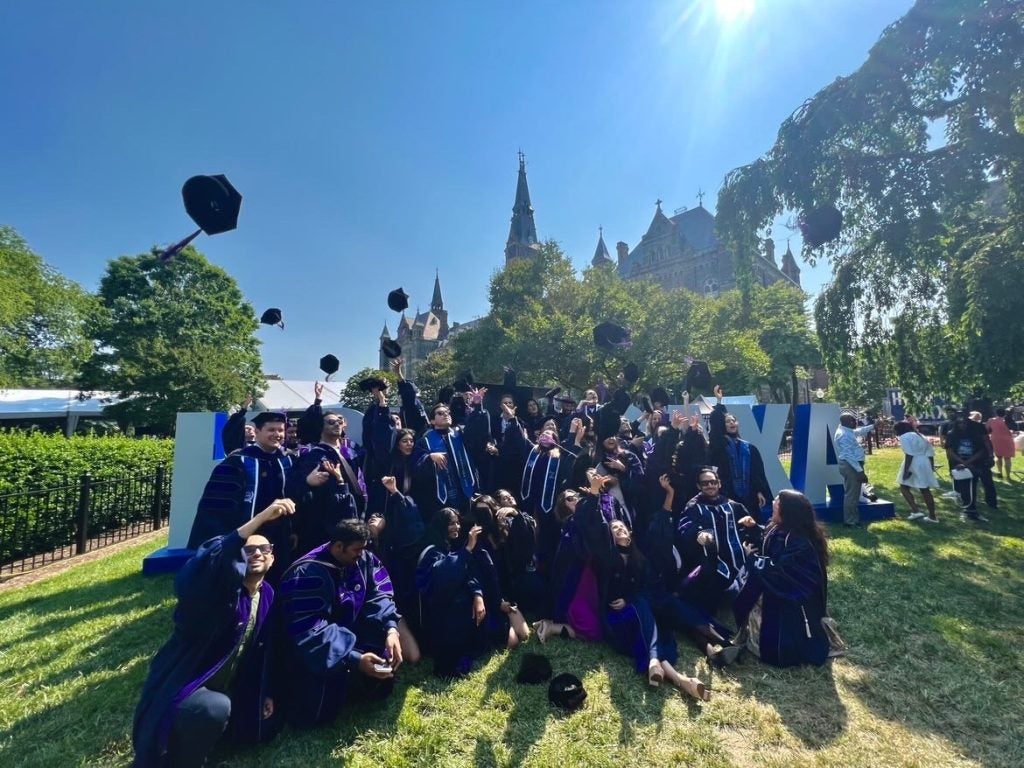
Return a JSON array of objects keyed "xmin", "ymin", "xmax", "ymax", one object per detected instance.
[
  {"xmin": 378, "ymin": 322, "xmax": 391, "ymax": 370},
  {"xmin": 429, "ymin": 270, "xmax": 449, "ymax": 339},
  {"xmin": 591, "ymin": 227, "xmax": 615, "ymax": 268},
  {"xmin": 781, "ymin": 241, "xmax": 801, "ymax": 286},
  {"xmin": 505, "ymin": 151, "xmax": 541, "ymax": 264}
]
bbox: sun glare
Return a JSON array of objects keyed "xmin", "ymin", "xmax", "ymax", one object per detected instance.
[{"xmin": 714, "ymin": 0, "xmax": 756, "ymax": 24}]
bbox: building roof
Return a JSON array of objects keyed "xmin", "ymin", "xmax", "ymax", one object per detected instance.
[
  {"xmin": 0, "ymin": 388, "xmax": 124, "ymax": 420},
  {"xmin": 591, "ymin": 229, "xmax": 614, "ymax": 267}
]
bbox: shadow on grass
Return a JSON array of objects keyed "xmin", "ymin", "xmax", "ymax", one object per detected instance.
[
  {"xmin": 0, "ymin": 571, "xmax": 177, "ymax": 767},
  {"xmin": 824, "ymin": 507, "xmax": 1024, "ymax": 768}
]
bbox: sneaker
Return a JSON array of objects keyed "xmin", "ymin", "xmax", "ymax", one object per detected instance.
[
  {"xmin": 906, "ymin": 512, "xmax": 926, "ymax": 521},
  {"xmin": 921, "ymin": 516, "xmax": 939, "ymax": 524},
  {"xmin": 959, "ymin": 513, "xmax": 970, "ymax": 522},
  {"xmin": 974, "ymin": 514, "xmax": 990, "ymax": 523}
]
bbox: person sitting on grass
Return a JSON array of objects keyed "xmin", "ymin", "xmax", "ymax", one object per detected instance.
[
  {"xmin": 132, "ymin": 499, "xmax": 295, "ymax": 768},
  {"xmin": 733, "ymin": 490, "xmax": 831, "ymax": 668},
  {"xmin": 277, "ymin": 519, "xmax": 403, "ymax": 727},
  {"xmin": 603, "ymin": 519, "xmax": 710, "ymax": 701},
  {"xmin": 415, "ymin": 508, "xmax": 487, "ymax": 678}
]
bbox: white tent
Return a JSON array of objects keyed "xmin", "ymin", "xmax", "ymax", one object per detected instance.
[
  {"xmin": 255, "ymin": 379, "xmax": 346, "ymax": 412},
  {"xmin": 0, "ymin": 389, "xmax": 124, "ymax": 436}
]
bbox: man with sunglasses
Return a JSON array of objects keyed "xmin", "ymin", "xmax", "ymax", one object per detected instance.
[
  {"xmin": 133, "ymin": 500, "xmax": 295, "ymax": 767},
  {"xmin": 289, "ymin": 409, "xmax": 363, "ymax": 554}
]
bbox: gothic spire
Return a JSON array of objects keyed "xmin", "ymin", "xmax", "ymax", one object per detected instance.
[
  {"xmin": 431, "ymin": 269, "xmax": 444, "ymax": 311},
  {"xmin": 379, "ymin": 322, "xmax": 391, "ymax": 339},
  {"xmin": 591, "ymin": 226, "xmax": 614, "ymax": 268},
  {"xmin": 504, "ymin": 151, "xmax": 540, "ymax": 264}
]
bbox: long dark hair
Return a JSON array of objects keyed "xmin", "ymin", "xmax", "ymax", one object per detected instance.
[
  {"xmin": 471, "ymin": 495, "xmax": 507, "ymax": 547},
  {"xmin": 775, "ymin": 489, "xmax": 829, "ymax": 567},
  {"xmin": 423, "ymin": 507, "xmax": 460, "ymax": 551},
  {"xmin": 391, "ymin": 428, "xmax": 416, "ymax": 458}
]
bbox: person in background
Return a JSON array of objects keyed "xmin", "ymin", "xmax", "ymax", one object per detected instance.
[
  {"xmin": 944, "ymin": 411, "xmax": 994, "ymax": 523},
  {"xmin": 894, "ymin": 420, "xmax": 939, "ymax": 523},
  {"xmin": 709, "ymin": 385, "xmax": 772, "ymax": 521},
  {"xmin": 987, "ymin": 408, "xmax": 1015, "ymax": 481},
  {"xmin": 833, "ymin": 413, "xmax": 874, "ymax": 528}
]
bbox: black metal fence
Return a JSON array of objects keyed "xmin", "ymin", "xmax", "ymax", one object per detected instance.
[{"xmin": 0, "ymin": 465, "xmax": 169, "ymax": 575}]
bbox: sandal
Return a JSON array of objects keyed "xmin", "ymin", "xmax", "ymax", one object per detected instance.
[
  {"xmin": 675, "ymin": 676, "xmax": 710, "ymax": 702},
  {"xmin": 531, "ymin": 619, "xmax": 550, "ymax": 644},
  {"xmin": 648, "ymin": 660, "xmax": 664, "ymax": 687}
]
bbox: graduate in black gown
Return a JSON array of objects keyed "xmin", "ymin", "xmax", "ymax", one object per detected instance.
[
  {"xmin": 415, "ymin": 402, "xmax": 484, "ymax": 521},
  {"xmin": 602, "ymin": 519, "xmax": 709, "ymax": 700},
  {"xmin": 415, "ymin": 509, "xmax": 487, "ymax": 678},
  {"xmin": 709, "ymin": 386, "xmax": 772, "ymax": 521},
  {"xmin": 277, "ymin": 520, "xmax": 404, "ymax": 727},
  {"xmin": 132, "ymin": 502, "xmax": 292, "ymax": 767},
  {"xmin": 733, "ymin": 490, "xmax": 832, "ymax": 667},
  {"xmin": 188, "ymin": 411, "xmax": 297, "ymax": 584},
  {"xmin": 288, "ymin": 411, "xmax": 362, "ymax": 555},
  {"xmin": 677, "ymin": 467, "xmax": 759, "ymax": 617}
]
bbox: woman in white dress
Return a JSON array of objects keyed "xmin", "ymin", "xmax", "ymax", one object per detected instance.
[{"xmin": 894, "ymin": 420, "xmax": 938, "ymax": 522}]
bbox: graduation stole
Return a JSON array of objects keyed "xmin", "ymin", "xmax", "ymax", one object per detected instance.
[
  {"xmin": 694, "ymin": 497, "xmax": 744, "ymax": 583},
  {"xmin": 424, "ymin": 428, "xmax": 475, "ymax": 503},
  {"xmin": 521, "ymin": 447, "xmax": 560, "ymax": 514},
  {"xmin": 240, "ymin": 451, "xmax": 294, "ymax": 520}
]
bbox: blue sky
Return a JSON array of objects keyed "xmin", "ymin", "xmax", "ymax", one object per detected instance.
[{"xmin": 0, "ymin": 0, "xmax": 914, "ymax": 381}]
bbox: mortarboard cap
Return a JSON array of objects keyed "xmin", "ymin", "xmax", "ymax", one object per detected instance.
[
  {"xmin": 684, "ymin": 361, "xmax": 713, "ymax": 392},
  {"xmin": 358, "ymin": 376, "xmax": 389, "ymax": 393},
  {"xmin": 798, "ymin": 204, "xmax": 843, "ymax": 248},
  {"xmin": 596, "ymin": 403, "xmax": 623, "ymax": 442},
  {"xmin": 251, "ymin": 411, "xmax": 287, "ymax": 428},
  {"xmin": 387, "ymin": 288, "xmax": 410, "ymax": 313},
  {"xmin": 437, "ymin": 385, "xmax": 454, "ymax": 405},
  {"xmin": 182, "ymin": 174, "xmax": 242, "ymax": 236},
  {"xmin": 517, "ymin": 653, "xmax": 553, "ymax": 684},
  {"xmin": 622, "ymin": 362, "xmax": 641, "ymax": 385},
  {"xmin": 650, "ymin": 387, "xmax": 671, "ymax": 406},
  {"xmin": 548, "ymin": 673, "xmax": 587, "ymax": 711},
  {"xmin": 453, "ymin": 370, "xmax": 476, "ymax": 392},
  {"xmin": 593, "ymin": 322, "xmax": 633, "ymax": 352},
  {"xmin": 554, "ymin": 394, "xmax": 577, "ymax": 406},
  {"xmin": 381, "ymin": 339, "xmax": 402, "ymax": 359},
  {"xmin": 260, "ymin": 308, "xmax": 284, "ymax": 329},
  {"xmin": 319, "ymin": 354, "xmax": 340, "ymax": 380},
  {"xmin": 544, "ymin": 386, "xmax": 562, "ymax": 401},
  {"xmin": 639, "ymin": 394, "xmax": 654, "ymax": 415}
]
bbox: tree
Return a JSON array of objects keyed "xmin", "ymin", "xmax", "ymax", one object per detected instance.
[
  {"xmin": 339, "ymin": 367, "xmax": 399, "ymax": 413},
  {"xmin": 0, "ymin": 226, "xmax": 97, "ymax": 387},
  {"xmin": 441, "ymin": 241, "xmax": 819, "ymax": 402},
  {"xmin": 79, "ymin": 246, "xmax": 264, "ymax": 432},
  {"xmin": 717, "ymin": 0, "xmax": 1024, "ymax": 400}
]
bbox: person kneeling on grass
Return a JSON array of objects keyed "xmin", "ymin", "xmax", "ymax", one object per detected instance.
[
  {"xmin": 132, "ymin": 500, "xmax": 295, "ymax": 768},
  {"xmin": 732, "ymin": 490, "xmax": 831, "ymax": 668},
  {"xmin": 277, "ymin": 519, "xmax": 404, "ymax": 727}
]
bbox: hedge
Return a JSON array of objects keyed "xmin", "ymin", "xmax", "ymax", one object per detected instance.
[{"xmin": 0, "ymin": 431, "xmax": 174, "ymax": 495}]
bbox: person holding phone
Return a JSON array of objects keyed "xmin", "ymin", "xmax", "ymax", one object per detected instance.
[{"xmin": 277, "ymin": 520, "xmax": 403, "ymax": 727}]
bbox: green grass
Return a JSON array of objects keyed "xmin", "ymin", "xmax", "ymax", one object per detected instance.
[{"xmin": 1, "ymin": 448, "xmax": 1022, "ymax": 767}]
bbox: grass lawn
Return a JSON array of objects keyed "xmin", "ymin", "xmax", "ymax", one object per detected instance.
[{"xmin": 1, "ymin": 448, "xmax": 1022, "ymax": 767}]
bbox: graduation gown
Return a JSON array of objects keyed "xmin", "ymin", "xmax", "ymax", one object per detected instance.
[
  {"xmin": 415, "ymin": 542, "xmax": 484, "ymax": 674},
  {"xmin": 132, "ymin": 531, "xmax": 278, "ymax": 767},
  {"xmin": 288, "ymin": 443, "xmax": 361, "ymax": 554},
  {"xmin": 548, "ymin": 494, "xmax": 612, "ymax": 640},
  {"xmin": 187, "ymin": 445, "xmax": 295, "ymax": 578},
  {"xmin": 277, "ymin": 545, "xmax": 399, "ymax": 726},
  {"xmin": 676, "ymin": 493, "xmax": 753, "ymax": 614},
  {"xmin": 709, "ymin": 404, "xmax": 772, "ymax": 520},
  {"xmin": 733, "ymin": 526, "xmax": 830, "ymax": 667}
]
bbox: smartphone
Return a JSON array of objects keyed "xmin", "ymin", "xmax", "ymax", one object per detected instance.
[{"xmin": 372, "ymin": 663, "xmax": 393, "ymax": 674}]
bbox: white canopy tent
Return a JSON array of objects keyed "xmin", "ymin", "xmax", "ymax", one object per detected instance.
[
  {"xmin": 254, "ymin": 379, "xmax": 346, "ymax": 412},
  {"xmin": 0, "ymin": 389, "xmax": 124, "ymax": 436}
]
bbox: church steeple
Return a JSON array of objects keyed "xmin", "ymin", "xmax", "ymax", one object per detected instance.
[
  {"xmin": 591, "ymin": 227, "xmax": 614, "ymax": 268},
  {"xmin": 504, "ymin": 151, "xmax": 541, "ymax": 264},
  {"xmin": 781, "ymin": 240, "xmax": 801, "ymax": 286},
  {"xmin": 379, "ymin": 322, "xmax": 391, "ymax": 339},
  {"xmin": 430, "ymin": 269, "xmax": 444, "ymax": 311}
]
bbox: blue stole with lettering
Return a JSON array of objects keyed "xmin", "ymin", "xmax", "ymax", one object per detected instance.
[
  {"xmin": 423, "ymin": 428, "xmax": 475, "ymax": 503},
  {"xmin": 239, "ymin": 447, "xmax": 294, "ymax": 519},
  {"xmin": 521, "ymin": 447, "xmax": 560, "ymax": 514}
]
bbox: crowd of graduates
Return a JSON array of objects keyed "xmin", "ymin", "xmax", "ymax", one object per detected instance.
[{"xmin": 131, "ymin": 359, "xmax": 834, "ymax": 767}]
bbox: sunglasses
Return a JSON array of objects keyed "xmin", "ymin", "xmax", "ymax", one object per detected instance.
[
  {"xmin": 698, "ymin": 479, "xmax": 720, "ymax": 486},
  {"xmin": 324, "ymin": 419, "xmax": 343, "ymax": 425},
  {"xmin": 242, "ymin": 544, "xmax": 274, "ymax": 556},
  {"xmin": 564, "ymin": 494, "xmax": 579, "ymax": 501}
]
